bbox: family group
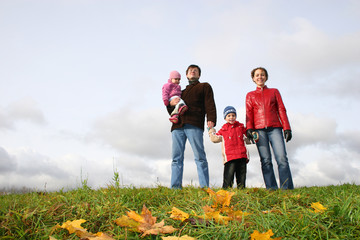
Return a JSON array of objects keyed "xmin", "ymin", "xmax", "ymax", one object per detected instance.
[{"xmin": 161, "ymin": 65, "xmax": 293, "ymax": 190}]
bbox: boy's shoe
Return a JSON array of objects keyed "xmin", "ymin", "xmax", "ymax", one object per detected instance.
[
  {"xmin": 178, "ymin": 105, "xmax": 188, "ymax": 116},
  {"xmin": 169, "ymin": 114, "xmax": 179, "ymax": 124}
]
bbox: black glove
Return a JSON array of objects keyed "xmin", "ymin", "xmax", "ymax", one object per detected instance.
[
  {"xmin": 246, "ymin": 129, "xmax": 255, "ymax": 144},
  {"xmin": 284, "ymin": 130, "xmax": 292, "ymax": 142}
]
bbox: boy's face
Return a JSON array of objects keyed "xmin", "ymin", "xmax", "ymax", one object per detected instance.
[
  {"xmin": 171, "ymin": 78, "xmax": 180, "ymax": 84},
  {"xmin": 225, "ymin": 113, "xmax": 236, "ymax": 124},
  {"xmin": 253, "ymin": 69, "xmax": 267, "ymax": 87}
]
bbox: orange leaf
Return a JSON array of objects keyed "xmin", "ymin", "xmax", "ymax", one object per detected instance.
[
  {"xmin": 168, "ymin": 207, "xmax": 190, "ymax": 221},
  {"xmin": 162, "ymin": 235, "xmax": 196, "ymax": 240},
  {"xmin": 114, "ymin": 215, "xmax": 140, "ymax": 230},
  {"xmin": 311, "ymin": 202, "xmax": 327, "ymax": 213},
  {"xmin": 60, "ymin": 219, "xmax": 87, "ymax": 236},
  {"xmin": 116, "ymin": 204, "xmax": 177, "ymax": 237},
  {"xmin": 250, "ymin": 229, "xmax": 282, "ymax": 240},
  {"xmin": 141, "ymin": 204, "xmax": 157, "ymax": 225},
  {"xmin": 127, "ymin": 210, "xmax": 146, "ymax": 223},
  {"xmin": 139, "ymin": 219, "xmax": 177, "ymax": 237},
  {"xmin": 205, "ymin": 188, "xmax": 235, "ymax": 209}
]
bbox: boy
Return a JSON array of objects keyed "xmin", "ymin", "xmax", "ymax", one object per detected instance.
[{"xmin": 209, "ymin": 106, "xmax": 249, "ymax": 188}]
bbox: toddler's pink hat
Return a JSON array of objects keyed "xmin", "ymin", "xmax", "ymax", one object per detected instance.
[{"xmin": 169, "ymin": 70, "xmax": 181, "ymax": 79}]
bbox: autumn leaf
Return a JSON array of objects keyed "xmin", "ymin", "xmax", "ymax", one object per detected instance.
[
  {"xmin": 162, "ymin": 235, "xmax": 196, "ymax": 240},
  {"xmin": 250, "ymin": 229, "xmax": 282, "ymax": 240},
  {"xmin": 61, "ymin": 219, "xmax": 88, "ymax": 236},
  {"xmin": 205, "ymin": 188, "xmax": 234, "ymax": 209},
  {"xmin": 115, "ymin": 204, "xmax": 177, "ymax": 237},
  {"xmin": 59, "ymin": 219, "xmax": 115, "ymax": 239},
  {"xmin": 227, "ymin": 210, "xmax": 251, "ymax": 222},
  {"xmin": 311, "ymin": 202, "xmax": 327, "ymax": 213},
  {"xmin": 115, "ymin": 215, "xmax": 140, "ymax": 229},
  {"xmin": 168, "ymin": 207, "xmax": 190, "ymax": 221}
]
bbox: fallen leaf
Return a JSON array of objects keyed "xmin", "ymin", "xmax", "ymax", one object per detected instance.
[
  {"xmin": 205, "ymin": 188, "xmax": 235, "ymax": 209},
  {"xmin": 61, "ymin": 219, "xmax": 87, "ymax": 236},
  {"xmin": 250, "ymin": 229, "xmax": 282, "ymax": 240},
  {"xmin": 162, "ymin": 235, "xmax": 196, "ymax": 240},
  {"xmin": 168, "ymin": 207, "xmax": 190, "ymax": 221},
  {"xmin": 59, "ymin": 219, "xmax": 115, "ymax": 239},
  {"xmin": 311, "ymin": 202, "xmax": 327, "ymax": 213},
  {"xmin": 116, "ymin": 204, "xmax": 177, "ymax": 237}
]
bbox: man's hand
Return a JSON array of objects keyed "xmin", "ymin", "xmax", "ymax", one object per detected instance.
[
  {"xmin": 169, "ymin": 97, "xmax": 180, "ymax": 106},
  {"xmin": 207, "ymin": 121, "xmax": 215, "ymax": 129}
]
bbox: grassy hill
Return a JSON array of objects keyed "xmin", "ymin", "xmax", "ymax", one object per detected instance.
[{"xmin": 1, "ymin": 183, "xmax": 359, "ymax": 239}]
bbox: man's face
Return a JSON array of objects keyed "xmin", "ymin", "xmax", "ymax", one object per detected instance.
[{"xmin": 186, "ymin": 67, "xmax": 200, "ymax": 80}]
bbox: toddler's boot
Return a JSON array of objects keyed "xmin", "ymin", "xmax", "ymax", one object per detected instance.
[
  {"xmin": 178, "ymin": 104, "xmax": 188, "ymax": 116},
  {"xmin": 169, "ymin": 114, "xmax": 179, "ymax": 124}
]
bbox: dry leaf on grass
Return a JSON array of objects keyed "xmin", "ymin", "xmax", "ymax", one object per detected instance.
[
  {"xmin": 168, "ymin": 207, "xmax": 190, "ymax": 221},
  {"xmin": 310, "ymin": 202, "xmax": 327, "ymax": 213},
  {"xmin": 250, "ymin": 229, "xmax": 282, "ymax": 240},
  {"xmin": 162, "ymin": 235, "xmax": 196, "ymax": 240},
  {"xmin": 59, "ymin": 219, "xmax": 114, "ymax": 239},
  {"xmin": 115, "ymin": 204, "xmax": 177, "ymax": 237}
]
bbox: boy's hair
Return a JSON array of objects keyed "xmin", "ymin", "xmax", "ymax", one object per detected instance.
[
  {"xmin": 251, "ymin": 67, "xmax": 268, "ymax": 79},
  {"xmin": 186, "ymin": 64, "xmax": 201, "ymax": 76}
]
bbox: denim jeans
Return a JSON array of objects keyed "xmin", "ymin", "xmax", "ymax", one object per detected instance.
[
  {"xmin": 223, "ymin": 158, "xmax": 247, "ymax": 189},
  {"xmin": 171, "ymin": 124, "xmax": 209, "ymax": 189},
  {"xmin": 256, "ymin": 127, "xmax": 294, "ymax": 190}
]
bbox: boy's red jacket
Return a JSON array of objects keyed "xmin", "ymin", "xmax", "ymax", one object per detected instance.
[
  {"xmin": 209, "ymin": 121, "xmax": 248, "ymax": 164},
  {"xmin": 246, "ymin": 86, "xmax": 291, "ymax": 130}
]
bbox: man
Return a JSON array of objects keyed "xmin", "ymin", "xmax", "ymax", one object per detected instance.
[{"xmin": 167, "ymin": 64, "xmax": 217, "ymax": 189}]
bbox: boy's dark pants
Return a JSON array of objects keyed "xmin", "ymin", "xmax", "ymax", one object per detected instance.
[{"xmin": 223, "ymin": 158, "xmax": 247, "ymax": 189}]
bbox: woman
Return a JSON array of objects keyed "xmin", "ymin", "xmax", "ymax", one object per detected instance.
[{"xmin": 246, "ymin": 67, "xmax": 294, "ymax": 190}]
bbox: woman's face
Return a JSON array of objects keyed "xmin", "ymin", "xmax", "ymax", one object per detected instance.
[{"xmin": 253, "ymin": 69, "xmax": 267, "ymax": 87}]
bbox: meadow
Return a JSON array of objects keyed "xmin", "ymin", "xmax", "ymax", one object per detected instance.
[{"xmin": 0, "ymin": 182, "xmax": 359, "ymax": 239}]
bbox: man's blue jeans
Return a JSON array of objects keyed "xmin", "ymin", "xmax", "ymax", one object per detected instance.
[
  {"xmin": 256, "ymin": 127, "xmax": 294, "ymax": 190},
  {"xmin": 171, "ymin": 124, "xmax": 209, "ymax": 189}
]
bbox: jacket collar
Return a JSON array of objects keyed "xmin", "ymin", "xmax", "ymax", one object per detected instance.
[
  {"xmin": 222, "ymin": 121, "xmax": 240, "ymax": 130},
  {"xmin": 256, "ymin": 85, "xmax": 268, "ymax": 91}
]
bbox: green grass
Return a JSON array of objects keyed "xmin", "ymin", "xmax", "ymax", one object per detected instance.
[{"xmin": 1, "ymin": 184, "xmax": 359, "ymax": 239}]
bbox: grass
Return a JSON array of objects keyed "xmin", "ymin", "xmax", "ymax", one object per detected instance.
[{"xmin": 0, "ymin": 183, "xmax": 359, "ymax": 239}]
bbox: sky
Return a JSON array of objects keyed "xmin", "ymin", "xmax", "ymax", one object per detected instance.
[{"xmin": 1, "ymin": 0, "xmax": 359, "ymax": 191}]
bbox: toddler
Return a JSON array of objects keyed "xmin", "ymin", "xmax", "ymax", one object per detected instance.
[
  {"xmin": 162, "ymin": 70, "xmax": 188, "ymax": 123},
  {"xmin": 209, "ymin": 106, "xmax": 249, "ymax": 188}
]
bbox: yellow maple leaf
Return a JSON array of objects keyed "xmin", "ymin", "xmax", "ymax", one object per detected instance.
[
  {"xmin": 60, "ymin": 219, "xmax": 87, "ymax": 236},
  {"xmin": 139, "ymin": 219, "xmax": 177, "ymax": 237},
  {"xmin": 162, "ymin": 235, "xmax": 196, "ymax": 240},
  {"xmin": 311, "ymin": 202, "xmax": 327, "ymax": 213},
  {"xmin": 205, "ymin": 188, "xmax": 235, "ymax": 209},
  {"xmin": 227, "ymin": 210, "xmax": 251, "ymax": 222},
  {"xmin": 60, "ymin": 219, "xmax": 115, "ymax": 239},
  {"xmin": 127, "ymin": 210, "xmax": 146, "ymax": 223},
  {"xmin": 168, "ymin": 207, "xmax": 190, "ymax": 221},
  {"xmin": 114, "ymin": 215, "xmax": 140, "ymax": 230},
  {"xmin": 116, "ymin": 204, "xmax": 177, "ymax": 237},
  {"xmin": 250, "ymin": 229, "xmax": 281, "ymax": 240}
]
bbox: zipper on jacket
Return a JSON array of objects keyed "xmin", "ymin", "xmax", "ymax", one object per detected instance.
[{"xmin": 261, "ymin": 87, "xmax": 267, "ymax": 129}]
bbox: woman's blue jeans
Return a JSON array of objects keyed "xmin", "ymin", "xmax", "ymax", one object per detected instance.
[
  {"xmin": 171, "ymin": 124, "xmax": 209, "ymax": 189},
  {"xmin": 256, "ymin": 127, "xmax": 294, "ymax": 190}
]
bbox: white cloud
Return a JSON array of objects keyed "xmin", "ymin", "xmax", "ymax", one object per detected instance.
[
  {"xmin": 90, "ymin": 107, "xmax": 172, "ymax": 159},
  {"xmin": 271, "ymin": 18, "xmax": 360, "ymax": 76},
  {"xmin": 0, "ymin": 98, "xmax": 46, "ymax": 130}
]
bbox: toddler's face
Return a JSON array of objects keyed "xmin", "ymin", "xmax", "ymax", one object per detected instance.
[
  {"xmin": 225, "ymin": 113, "xmax": 236, "ymax": 124},
  {"xmin": 171, "ymin": 78, "xmax": 180, "ymax": 84}
]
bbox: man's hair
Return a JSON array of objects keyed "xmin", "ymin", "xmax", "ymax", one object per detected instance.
[
  {"xmin": 186, "ymin": 64, "xmax": 201, "ymax": 76},
  {"xmin": 251, "ymin": 67, "xmax": 268, "ymax": 79}
]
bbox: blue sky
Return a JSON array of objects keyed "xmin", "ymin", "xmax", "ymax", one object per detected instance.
[{"xmin": 1, "ymin": 0, "xmax": 359, "ymax": 191}]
